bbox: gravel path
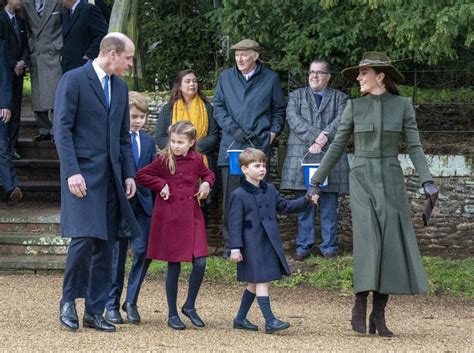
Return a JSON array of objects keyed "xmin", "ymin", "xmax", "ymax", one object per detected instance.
[{"xmin": 0, "ymin": 273, "xmax": 472, "ymax": 351}]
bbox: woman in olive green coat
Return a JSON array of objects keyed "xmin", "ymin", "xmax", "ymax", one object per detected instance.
[{"xmin": 308, "ymin": 52, "xmax": 439, "ymax": 337}]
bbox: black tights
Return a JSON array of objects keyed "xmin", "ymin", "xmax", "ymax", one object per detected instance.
[{"xmin": 165, "ymin": 257, "xmax": 207, "ymax": 317}]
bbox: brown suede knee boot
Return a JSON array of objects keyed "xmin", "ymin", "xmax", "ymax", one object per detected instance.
[
  {"xmin": 351, "ymin": 291, "xmax": 369, "ymax": 334},
  {"xmin": 369, "ymin": 292, "xmax": 394, "ymax": 337}
]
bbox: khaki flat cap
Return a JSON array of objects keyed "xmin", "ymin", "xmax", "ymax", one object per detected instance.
[{"xmin": 230, "ymin": 39, "xmax": 259, "ymax": 51}]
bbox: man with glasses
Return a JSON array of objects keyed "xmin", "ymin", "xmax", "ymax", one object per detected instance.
[{"xmin": 281, "ymin": 59, "xmax": 349, "ymax": 260}]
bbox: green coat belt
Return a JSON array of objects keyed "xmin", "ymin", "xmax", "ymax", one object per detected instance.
[{"xmin": 312, "ymin": 92, "xmax": 432, "ymax": 295}]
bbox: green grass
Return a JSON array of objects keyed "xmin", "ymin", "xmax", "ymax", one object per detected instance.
[{"xmin": 128, "ymin": 255, "xmax": 473, "ymax": 298}]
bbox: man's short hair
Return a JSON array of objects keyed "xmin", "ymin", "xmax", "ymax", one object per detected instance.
[
  {"xmin": 99, "ymin": 34, "xmax": 127, "ymax": 55},
  {"xmin": 239, "ymin": 148, "xmax": 267, "ymax": 167},
  {"xmin": 310, "ymin": 59, "xmax": 331, "ymax": 73},
  {"xmin": 128, "ymin": 91, "xmax": 149, "ymax": 114}
]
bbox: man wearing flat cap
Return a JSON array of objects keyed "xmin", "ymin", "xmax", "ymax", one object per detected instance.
[{"xmin": 213, "ymin": 38, "xmax": 286, "ymax": 258}]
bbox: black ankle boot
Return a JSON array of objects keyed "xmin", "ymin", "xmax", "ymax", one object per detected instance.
[
  {"xmin": 369, "ymin": 292, "xmax": 394, "ymax": 337},
  {"xmin": 351, "ymin": 291, "xmax": 369, "ymax": 334}
]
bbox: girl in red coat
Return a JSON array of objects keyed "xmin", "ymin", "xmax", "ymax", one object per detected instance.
[{"xmin": 136, "ymin": 120, "xmax": 215, "ymax": 330}]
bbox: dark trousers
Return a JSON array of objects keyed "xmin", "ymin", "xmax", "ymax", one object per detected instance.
[
  {"xmin": 106, "ymin": 203, "xmax": 151, "ymax": 309},
  {"xmin": 0, "ymin": 120, "xmax": 17, "ymax": 193},
  {"xmin": 35, "ymin": 110, "xmax": 53, "ymax": 135},
  {"xmin": 8, "ymin": 74, "xmax": 23, "ymax": 151},
  {"xmin": 61, "ymin": 177, "xmax": 119, "ymax": 315},
  {"xmin": 221, "ymin": 167, "xmax": 244, "ymax": 255}
]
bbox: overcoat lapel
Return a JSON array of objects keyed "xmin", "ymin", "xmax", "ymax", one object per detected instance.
[
  {"xmin": 84, "ymin": 62, "xmax": 108, "ymax": 110},
  {"xmin": 1, "ymin": 11, "xmax": 19, "ymax": 45},
  {"xmin": 22, "ymin": 2, "xmax": 41, "ymax": 33},
  {"xmin": 63, "ymin": 1, "xmax": 83, "ymax": 37},
  {"xmin": 318, "ymin": 88, "xmax": 332, "ymax": 113},
  {"xmin": 36, "ymin": 0, "xmax": 56, "ymax": 37}
]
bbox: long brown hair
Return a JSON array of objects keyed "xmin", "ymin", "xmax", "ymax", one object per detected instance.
[
  {"xmin": 168, "ymin": 69, "xmax": 208, "ymax": 108},
  {"xmin": 158, "ymin": 120, "xmax": 197, "ymax": 174},
  {"xmin": 373, "ymin": 68, "xmax": 401, "ymax": 96}
]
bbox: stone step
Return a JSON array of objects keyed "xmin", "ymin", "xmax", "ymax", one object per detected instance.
[
  {"xmin": 0, "ymin": 254, "xmax": 66, "ymax": 271},
  {"xmin": 0, "ymin": 202, "xmax": 60, "ymax": 233},
  {"xmin": 0, "ymin": 181, "xmax": 61, "ymax": 201},
  {"xmin": 19, "ymin": 116, "xmax": 39, "ymax": 138},
  {"xmin": 16, "ymin": 137, "xmax": 58, "ymax": 160},
  {"xmin": 14, "ymin": 159, "xmax": 60, "ymax": 181},
  {"xmin": 0, "ymin": 232, "xmax": 68, "ymax": 255}
]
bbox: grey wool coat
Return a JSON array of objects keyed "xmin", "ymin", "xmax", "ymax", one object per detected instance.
[
  {"xmin": 312, "ymin": 92, "xmax": 431, "ymax": 295},
  {"xmin": 281, "ymin": 87, "xmax": 350, "ymax": 193},
  {"xmin": 22, "ymin": 0, "xmax": 63, "ymax": 112},
  {"xmin": 227, "ymin": 180, "xmax": 307, "ymax": 282}
]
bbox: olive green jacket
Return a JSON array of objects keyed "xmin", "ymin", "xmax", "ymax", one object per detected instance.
[
  {"xmin": 312, "ymin": 92, "xmax": 431, "ymax": 294},
  {"xmin": 312, "ymin": 93, "xmax": 431, "ymax": 185}
]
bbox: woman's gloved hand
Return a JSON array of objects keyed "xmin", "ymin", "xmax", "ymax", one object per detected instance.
[{"xmin": 305, "ymin": 183, "xmax": 321, "ymax": 204}]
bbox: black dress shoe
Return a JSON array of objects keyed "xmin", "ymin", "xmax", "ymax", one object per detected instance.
[
  {"xmin": 5, "ymin": 186, "xmax": 23, "ymax": 203},
  {"xmin": 105, "ymin": 309, "xmax": 124, "ymax": 324},
  {"xmin": 34, "ymin": 133, "xmax": 52, "ymax": 141},
  {"xmin": 233, "ymin": 318, "xmax": 258, "ymax": 331},
  {"xmin": 181, "ymin": 307, "xmax": 205, "ymax": 327},
  {"xmin": 83, "ymin": 313, "xmax": 116, "ymax": 332},
  {"xmin": 122, "ymin": 302, "xmax": 140, "ymax": 324},
  {"xmin": 12, "ymin": 152, "xmax": 21, "ymax": 160},
  {"xmin": 167, "ymin": 315, "xmax": 186, "ymax": 330},
  {"xmin": 265, "ymin": 318, "xmax": 290, "ymax": 334},
  {"xmin": 59, "ymin": 301, "xmax": 79, "ymax": 331}
]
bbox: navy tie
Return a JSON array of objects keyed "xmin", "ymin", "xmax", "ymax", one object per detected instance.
[
  {"xmin": 11, "ymin": 16, "xmax": 20, "ymax": 42},
  {"xmin": 131, "ymin": 132, "xmax": 139, "ymax": 167},
  {"xmin": 103, "ymin": 75, "xmax": 110, "ymax": 106},
  {"xmin": 315, "ymin": 93, "xmax": 322, "ymax": 108}
]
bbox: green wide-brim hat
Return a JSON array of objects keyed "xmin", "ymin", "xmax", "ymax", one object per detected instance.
[{"xmin": 341, "ymin": 51, "xmax": 404, "ymax": 84}]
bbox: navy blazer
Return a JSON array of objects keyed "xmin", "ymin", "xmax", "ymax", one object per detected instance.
[
  {"xmin": 61, "ymin": 1, "xmax": 107, "ymax": 73},
  {"xmin": 132, "ymin": 130, "xmax": 156, "ymax": 216},
  {"xmin": 54, "ymin": 61, "xmax": 140, "ymax": 240},
  {"xmin": 0, "ymin": 9, "xmax": 28, "ymax": 71},
  {"xmin": 0, "ymin": 37, "xmax": 11, "ymax": 108}
]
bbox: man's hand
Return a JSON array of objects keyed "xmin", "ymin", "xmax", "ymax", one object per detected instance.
[
  {"xmin": 230, "ymin": 250, "xmax": 243, "ymax": 263},
  {"xmin": 14, "ymin": 60, "xmax": 25, "ymax": 76},
  {"xmin": 315, "ymin": 132, "xmax": 329, "ymax": 147},
  {"xmin": 125, "ymin": 178, "xmax": 136, "ymax": 199},
  {"xmin": 0, "ymin": 109, "xmax": 11, "ymax": 123},
  {"xmin": 160, "ymin": 184, "xmax": 170, "ymax": 200},
  {"xmin": 67, "ymin": 174, "xmax": 87, "ymax": 198},
  {"xmin": 195, "ymin": 181, "xmax": 210, "ymax": 200},
  {"xmin": 308, "ymin": 142, "xmax": 322, "ymax": 154}
]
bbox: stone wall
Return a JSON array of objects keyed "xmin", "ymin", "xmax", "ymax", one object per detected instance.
[{"xmin": 142, "ymin": 93, "xmax": 473, "ymax": 258}]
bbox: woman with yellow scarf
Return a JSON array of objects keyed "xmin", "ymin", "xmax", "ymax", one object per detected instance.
[{"xmin": 155, "ymin": 69, "xmax": 219, "ymax": 214}]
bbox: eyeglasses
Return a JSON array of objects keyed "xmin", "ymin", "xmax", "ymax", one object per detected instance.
[{"xmin": 308, "ymin": 70, "xmax": 329, "ymax": 76}]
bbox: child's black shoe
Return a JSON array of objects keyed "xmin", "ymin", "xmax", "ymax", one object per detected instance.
[
  {"xmin": 265, "ymin": 318, "xmax": 290, "ymax": 334},
  {"xmin": 233, "ymin": 318, "xmax": 258, "ymax": 331},
  {"xmin": 168, "ymin": 315, "xmax": 186, "ymax": 330},
  {"xmin": 181, "ymin": 307, "xmax": 205, "ymax": 327}
]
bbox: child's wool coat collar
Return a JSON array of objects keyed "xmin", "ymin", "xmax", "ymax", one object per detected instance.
[{"xmin": 241, "ymin": 179, "xmax": 268, "ymax": 193}]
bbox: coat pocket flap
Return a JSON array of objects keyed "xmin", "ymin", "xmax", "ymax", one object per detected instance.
[
  {"xmin": 75, "ymin": 148, "xmax": 92, "ymax": 158},
  {"xmin": 384, "ymin": 123, "xmax": 403, "ymax": 132},
  {"xmin": 354, "ymin": 123, "xmax": 374, "ymax": 133}
]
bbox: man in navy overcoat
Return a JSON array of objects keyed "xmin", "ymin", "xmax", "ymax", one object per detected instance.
[{"xmin": 54, "ymin": 32, "xmax": 140, "ymax": 332}]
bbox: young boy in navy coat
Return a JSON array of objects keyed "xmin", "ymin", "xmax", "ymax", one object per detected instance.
[
  {"xmin": 228, "ymin": 148, "xmax": 313, "ymax": 334},
  {"xmin": 105, "ymin": 91, "xmax": 156, "ymax": 325}
]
